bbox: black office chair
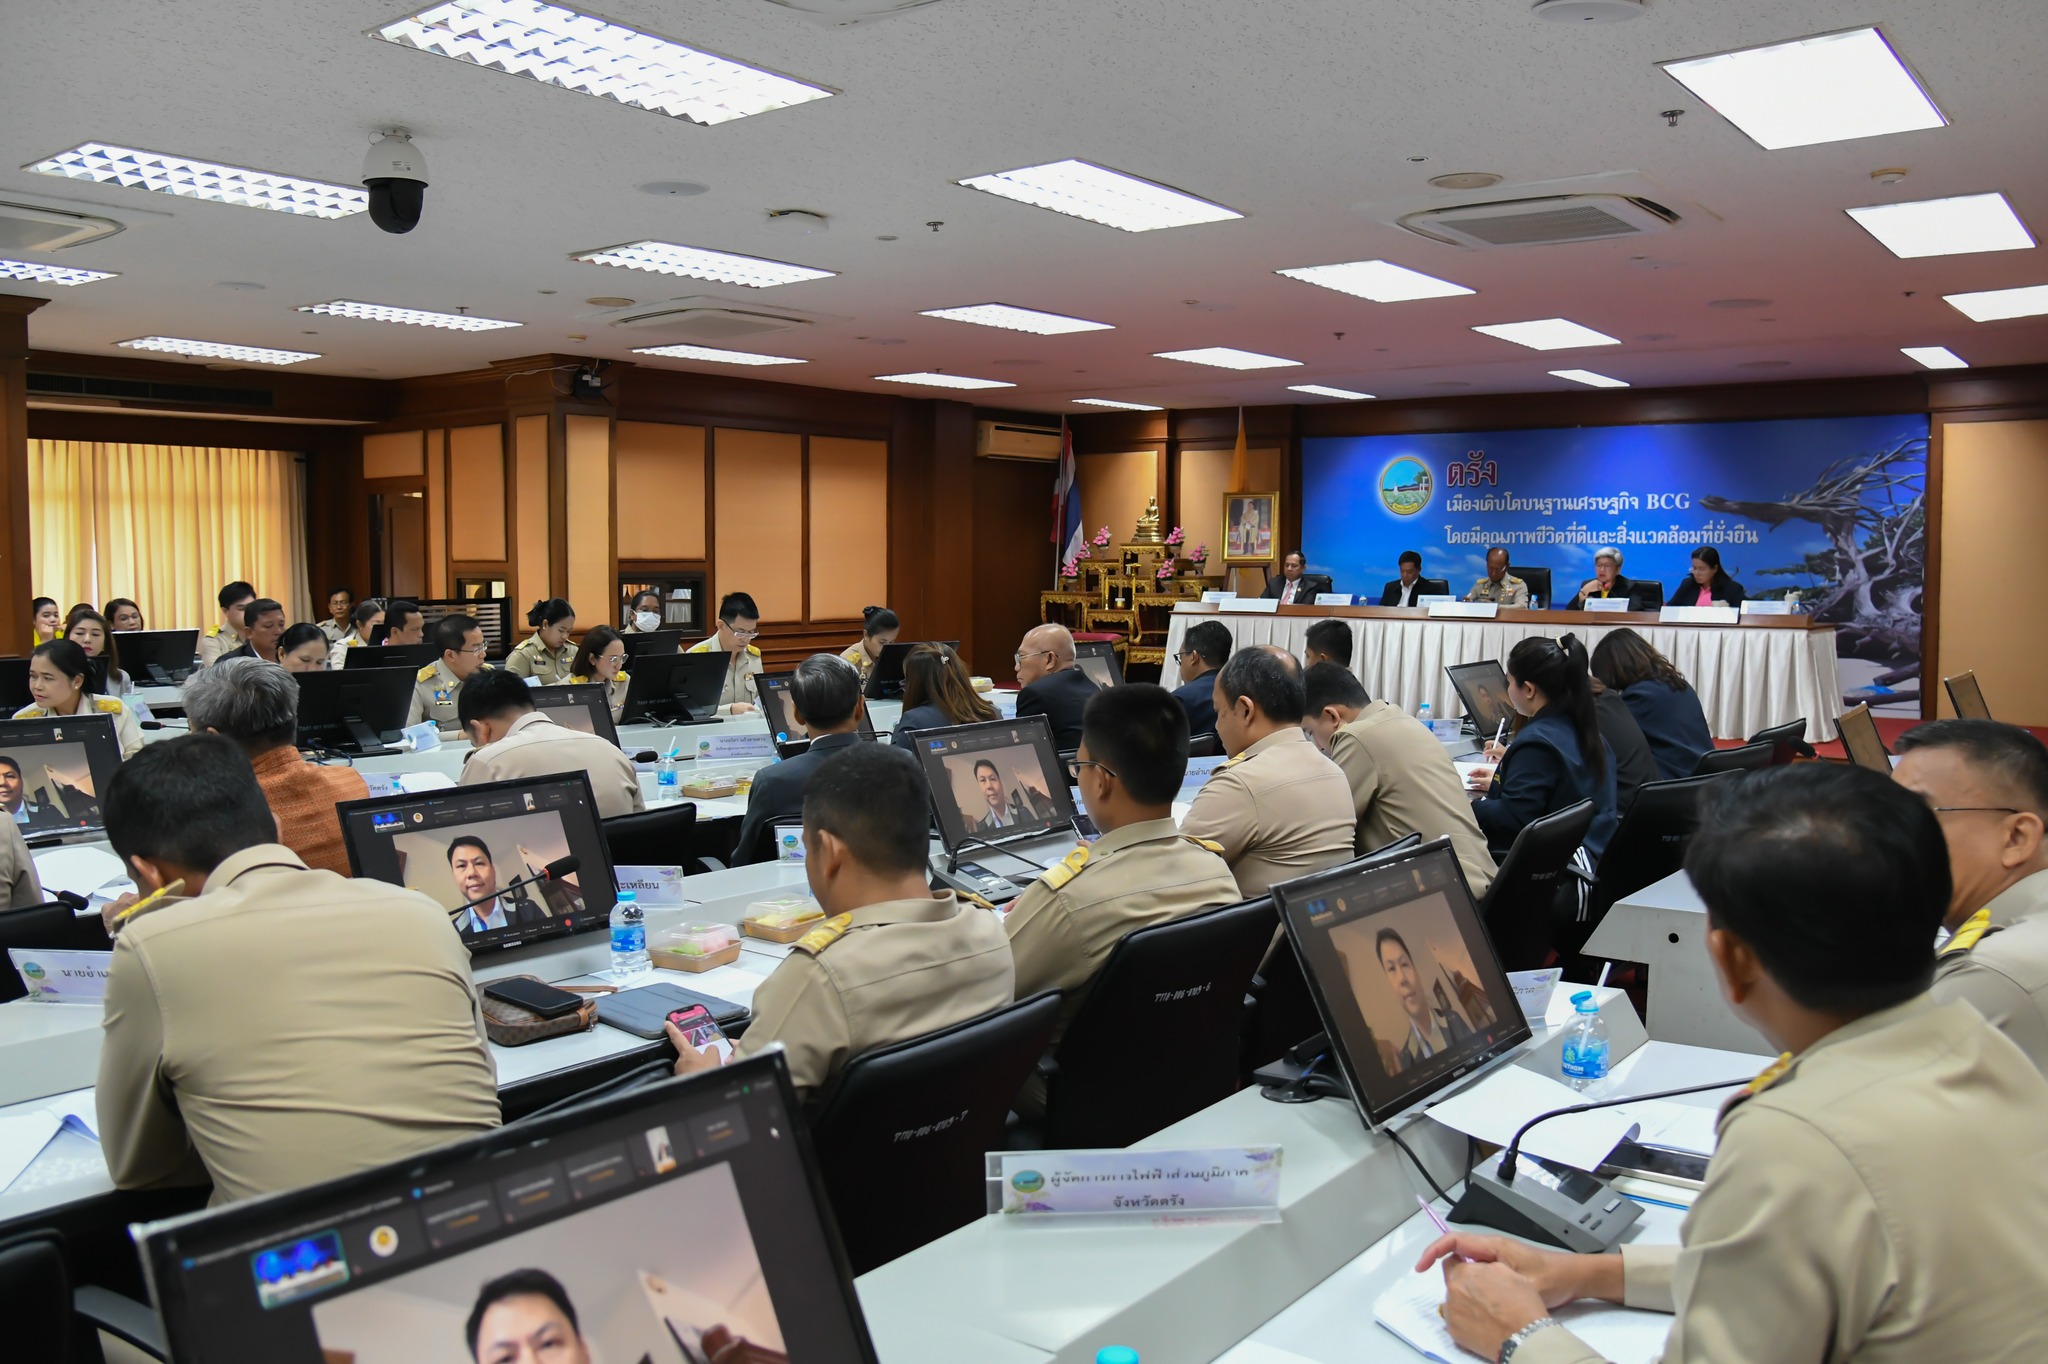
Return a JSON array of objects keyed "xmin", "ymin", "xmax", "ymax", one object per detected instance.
[
  {"xmin": 1692, "ymin": 742, "xmax": 1773, "ymax": 776},
  {"xmin": 1582, "ymin": 775, "xmax": 1724, "ymax": 937},
  {"xmin": 1746, "ymin": 718, "xmax": 1813, "ymax": 765},
  {"xmin": 808, "ymin": 992, "xmax": 1061, "ymax": 1274},
  {"xmin": 1944, "ymin": 670, "xmax": 1992, "ymax": 720},
  {"xmin": 1416, "ymin": 577, "xmax": 1451, "ymax": 599},
  {"xmin": 1294, "ymin": 574, "xmax": 1335, "ymax": 604},
  {"xmin": 1188, "ymin": 732, "xmax": 1223, "ymax": 758},
  {"xmin": 1625, "ymin": 579, "xmax": 1665, "ymax": 611},
  {"xmin": 1026, "ymin": 896, "xmax": 1277, "ymax": 1150},
  {"xmin": 0, "ymin": 900, "xmax": 110, "ymax": 1003},
  {"xmin": 1474, "ymin": 800, "xmax": 1596, "ymax": 972},
  {"xmin": 1512, "ymin": 565, "xmax": 1552, "ymax": 609},
  {"xmin": 601, "ymin": 802, "xmax": 724, "ymax": 875},
  {"xmin": 1, "ymin": 1228, "xmax": 167, "ymax": 1362}
]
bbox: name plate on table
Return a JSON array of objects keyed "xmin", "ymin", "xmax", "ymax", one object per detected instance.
[
  {"xmin": 9, "ymin": 948, "xmax": 112, "ymax": 1003},
  {"xmin": 1582, "ymin": 597, "xmax": 1631, "ymax": 613},
  {"xmin": 988, "ymin": 1146, "xmax": 1283, "ymax": 1221},
  {"xmin": 1235, "ymin": 598, "xmax": 1281, "ymax": 615},
  {"xmin": 1200, "ymin": 590, "xmax": 1238, "ymax": 603},
  {"xmin": 1428, "ymin": 601, "xmax": 1498, "ymax": 619},
  {"xmin": 1659, "ymin": 605, "xmax": 1739, "ymax": 625},
  {"xmin": 615, "ymin": 866, "xmax": 688, "ymax": 906},
  {"xmin": 1315, "ymin": 593, "xmax": 1356, "ymax": 606},
  {"xmin": 1741, "ymin": 599, "xmax": 1797, "ymax": 616},
  {"xmin": 1172, "ymin": 600, "xmax": 1211, "ymax": 613},
  {"xmin": 400, "ymin": 721, "xmax": 442, "ymax": 752},
  {"xmin": 695, "ymin": 732, "xmax": 777, "ymax": 760}
]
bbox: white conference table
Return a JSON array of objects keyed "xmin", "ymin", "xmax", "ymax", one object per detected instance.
[
  {"xmin": 1161, "ymin": 603, "xmax": 1841, "ymax": 743},
  {"xmin": 1583, "ymin": 871, "xmax": 1775, "ymax": 1056}
]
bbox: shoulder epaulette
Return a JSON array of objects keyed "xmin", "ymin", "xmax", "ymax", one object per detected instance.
[
  {"xmin": 1040, "ymin": 845, "xmax": 1089, "ymax": 891},
  {"xmin": 205, "ymin": 625, "xmax": 222, "ymax": 637},
  {"xmin": 615, "ymin": 670, "xmax": 631, "ymax": 683},
  {"xmin": 1941, "ymin": 907, "xmax": 1993, "ymax": 957},
  {"xmin": 745, "ymin": 643, "xmax": 761, "ymax": 658},
  {"xmin": 417, "ymin": 664, "xmax": 438, "ymax": 681},
  {"xmin": 792, "ymin": 912, "xmax": 855, "ymax": 955},
  {"xmin": 1720, "ymin": 1050, "xmax": 1795, "ymax": 1120},
  {"xmin": 93, "ymin": 696, "xmax": 124, "ymax": 714},
  {"xmin": 1184, "ymin": 835, "xmax": 1225, "ymax": 855},
  {"xmin": 1217, "ymin": 754, "xmax": 1246, "ymax": 769},
  {"xmin": 957, "ymin": 888, "xmax": 1001, "ymax": 911},
  {"xmin": 686, "ymin": 639, "xmax": 711, "ymax": 653}
]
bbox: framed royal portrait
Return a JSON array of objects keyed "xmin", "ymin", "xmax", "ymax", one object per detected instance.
[{"xmin": 1222, "ymin": 491, "xmax": 1280, "ymax": 565}]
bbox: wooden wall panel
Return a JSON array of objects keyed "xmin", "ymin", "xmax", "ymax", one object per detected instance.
[
  {"xmin": 616, "ymin": 421, "xmax": 706, "ymax": 560},
  {"xmin": 424, "ymin": 428, "xmax": 447, "ymax": 597},
  {"xmin": 1937, "ymin": 418, "xmax": 2048, "ymax": 725},
  {"xmin": 1076, "ymin": 450, "xmax": 1159, "ymax": 548},
  {"xmin": 973, "ymin": 455, "xmax": 1054, "ymax": 682},
  {"xmin": 807, "ymin": 436, "xmax": 888, "ymax": 621},
  {"xmin": 564, "ymin": 415, "xmax": 614, "ymax": 628},
  {"xmin": 447, "ymin": 423, "xmax": 506, "ymax": 562},
  {"xmin": 363, "ymin": 430, "xmax": 423, "ymax": 480},
  {"xmin": 512, "ymin": 415, "xmax": 550, "ymax": 611},
  {"xmin": 713, "ymin": 429, "xmax": 803, "ymax": 622}
]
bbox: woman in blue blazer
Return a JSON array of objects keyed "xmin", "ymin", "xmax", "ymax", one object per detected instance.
[
  {"xmin": 1591, "ymin": 629, "xmax": 1714, "ymax": 780},
  {"xmin": 1473, "ymin": 633, "xmax": 1619, "ymax": 864}
]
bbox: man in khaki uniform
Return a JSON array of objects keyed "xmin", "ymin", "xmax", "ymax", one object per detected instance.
[
  {"xmin": 197, "ymin": 580, "xmax": 256, "ymax": 669},
  {"xmin": 1894, "ymin": 719, "xmax": 2048, "ymax": 1073},
  {"xmin": 1417, "ymin": 765, "xmax": 2048, "ymax": 1364},
  {"xmin": 408, "ymin": 612, "xmax": 492, "ymax": 729},
  {"xmin": 686, "ymin": 590, "xmax": 763, "ymax": 714},
  {"xmin": 1008, "ymin": 684, "xmax": 1240, "ymax": 1109},
  {"xmin": 1181, "ymin": 647, "xmax": 1354, "ymax": 897},
  {"xmin": 96, "ymin": 735, "xmax": 499, "ymax": 1206},
  {"xmin": 1302, "ymin": 662, "xmax": 1496, "ymax": 896},
  {"xmin": 671, "ymin": 743, "xmax": 1013, "ymax": 1108},
  {"xmin": 457, "ymin": 670, "xmax": 643, "ymax": 819},
  {"xmin": 0, "ymin": 807, "xmax": 43, "ymax": 908},
  {"xmin": 1462, "ymin": 546, "xmax": 1529, "ymax": 607}
]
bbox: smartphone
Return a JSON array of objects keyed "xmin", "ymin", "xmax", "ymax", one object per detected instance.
[
  {"xmin": 667, "ymin": 1004, "xmax": 734, "ymax": 1061},
  {"xmin": 483, "ymin": 977, "xmax": 583, "ymax": 1019},
  {"xmin": 1600, "ymin": 1139, "xmax": 1710, "ymax": 1190}
]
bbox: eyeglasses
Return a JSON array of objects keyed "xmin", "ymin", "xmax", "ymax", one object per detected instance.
[
  {"xmin": 1014, "ymin": 649, "xmax": 1053, "ymax": 666},
  {"xmin": 457, "ymin": 642, "xmax": 488, "ymax": 656},
  {"xmin": 727, "ymin": 624, "xmax": 760, "ymax": 639},
  {"xmin": 1072, "ymin": 759, "xmax": 1119, "ymax": 780},
  {"xmin": 1931, "ymin": 805, "xmax": 2021, "ymax": 816}
]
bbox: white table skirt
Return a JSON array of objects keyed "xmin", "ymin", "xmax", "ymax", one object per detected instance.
[{"xmin": 1162, "ymin": 610, "xmax": 1841, "ymax": 742}]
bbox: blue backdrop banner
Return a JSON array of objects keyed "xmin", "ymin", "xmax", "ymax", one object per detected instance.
[{"xmin": 1300, "ymin": 415, "xmax": 1929, "ymax": 700}]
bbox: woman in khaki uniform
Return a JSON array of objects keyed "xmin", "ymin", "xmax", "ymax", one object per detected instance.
[
  {"xmin": 16, "ymin": 639, "xmax": 144, "ymax": 758},
  {"xmin": 568, "ymin": 625, "xmax": 631, "ymax": 722},
  {"xmin": 505, "ymin": 598, "xmax": 576, "ymax": 685},
  {"xmin": 839, "ymin": 605, "xmax": 899, "ymax": 687}
]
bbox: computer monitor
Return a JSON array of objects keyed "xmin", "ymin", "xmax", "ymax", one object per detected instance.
[
  {"xmin": 338, "ymin": 773, "xmax": 619, "ymax": 953},
  {"xmin": 618, "ymin": 652, "xmax": 730, "ymax": 727},
  {"xmin": 343, "ymin": 643, "xmax": 437, "ymax": 673},
  {"xmin": 863, "ymin": 640, "xmax": 958, "ymax": 700},
  {"xmin": 622, "ymin": 628, "xmax": 685, "ymax": 658},
  {"xmin": 1837, "ymin": 702, "xmax": 1890, "ymax": 773},
  {"xmin": 1073, "ymin": 639, "xmax": 1123, "ymax": 690},
  {"xmin": 912, "ymin": 715, "xmax": 1074, "ymax": 850},
  {"xmin": 1272, "ymin": 839, "xmax": 1530, "ymax": 1129},
  {"xmin": 294, "ymin": 669, "xmax": 415, "ymax": 755},
  {"xmin": 1445, "ymin": 660, "xmax": 1516, "ymax": 737},
  {"xmin": 529, "ymin": 683, "xmax": 622, "ymax": 748},
  {"xmin": 113, "ymin": 628, "xmax": 200, "ymax": 685},
  {"xmin": 758, "ymin": 672, "xmax": 878, "ymax": 750},
  {"xmin": 136, "ymin": 1054, "xmax": 878, "ymax": 1364},
  {"xmin": 1945, "ymin": 670, "xmax": 1992, "ymax": 721},
  {"xmin": 0, "ymin": 656, "xmax": 108, "ymax": 710},
  {"xmin": 0, "ymin": 714, "xmax": 126, "ymax": 844}
]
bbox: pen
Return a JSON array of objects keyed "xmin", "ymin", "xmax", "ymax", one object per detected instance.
[
  {"xmin": 1418, "ymin": 1195, "xmax": 1472, "ymax": 1262},
  {"xmin": 1492, "ymin": 717, "xmax": 1506, "ymax": 749},
  {"xmin": 115, "ymin": 877, "xmax": 186, "ymax": 923}
]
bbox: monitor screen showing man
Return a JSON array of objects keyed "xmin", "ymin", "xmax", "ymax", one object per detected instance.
[
  {"xmin": 0, "ymin": 716, "xmax": 124, "ymax": 839},
  {"xmin": 1446, "ymin": 661, "xmax": 1517, "ymax": 737},
  {"xmin": 915, "ymin": 716, "xmax": 1072, "ymax": 849}
]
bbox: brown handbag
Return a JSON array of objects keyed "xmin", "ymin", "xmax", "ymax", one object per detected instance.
[{"xmin": 480, "ymin": 976, "xmax": 615, "ymax": 1047}]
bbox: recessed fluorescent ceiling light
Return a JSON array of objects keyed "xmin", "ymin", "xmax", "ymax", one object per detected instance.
[
  {"xmin": 1073, "ymin": 398, "xmax": 1162, "ymax": 410},
  {"xmin": 1660, "ymin": 27, "xmax": 1945, "ymax": 150},
  {"xmin": 1276, "ymin": 260, "xmax": 1473, "ymax": 302},
  {"xmin": 1900, "ymin": 346, "xmax": 1967, "ymax": 370},
  {"xmin": 297, "ymin": 300, "xmax": 520, "ymax": 331},
  {"xmin": 1154, "ymin": 347, "xmax": 1300, "ymax": 370},
  {"xmin": 919, "ymin": 303, "xmax": 1112, "ymax": 334},
  {"xmin": 632, "ymin": 343, "xmax": 806, "ymax": 366},
  {"xmin": 957, "ymin": 159, "xmax": 1241, "ymax": 232},
  {"xmin": 1845, "ymin": 192, "xmax": 2035, "ymax": 259},
  {"xmin": 0, "ymin": 258, "xmax": 117, "ymax": 285},
  {"xmin": 117, "ymin": 336, "xmax": 320, "ymax": 365},
  {"xmin": 1472, "ymin": 318, "xmax": 1620, "ymax": 351},
  {"xmin": 25, "ymin": 141, "xmax": 367, "ymax": 218},
  {"xmin": 1288, "ymin": 384, "xmax": 1376, "ymax": 400},
  {"xmin": 1944, "ymin": 284, "xmax": 2048, "ymax": 322},
  {"xmin": 873, "ymin": 372, "xmax": 1014, "ymax": 390},
  {"xmin": 1550, "ymin": 369, "xmax": 1630, "ymax": 388},
  {"xmin": 569, "ymin": 239, "xmax": 832, "ymax": 287},
  {"xmin": 369, "ymin": 1, "xmax": 831, "ymax": 126}
]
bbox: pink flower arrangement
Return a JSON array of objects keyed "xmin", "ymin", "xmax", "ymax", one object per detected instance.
[
  {"xmin": 1060, "ymin": 558, "xmax": 1081, "ymax": 579},
  {"xmin": 1091, "ymin": 526, "xmax": 1113, "ymax": 547},
  {"xmin": 1191, "ymin": 543, "xmax": 1209, "ymax": 562},
  {"xmin": 1155, "ymin": 562, "xmax": 1176, "ymax": 581},
  {"xmin": 1164, "ymin": 525, "xmax": 1186, "ymax": 547}
]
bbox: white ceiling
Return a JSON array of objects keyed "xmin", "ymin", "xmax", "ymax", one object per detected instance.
[{"xmin": 4, "ymin": 0, "xmax": 2047, "ymax": 409}]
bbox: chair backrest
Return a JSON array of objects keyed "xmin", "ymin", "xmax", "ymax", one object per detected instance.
[
  {"xmin": 1586, "ymin": 775, "xmax": 1723, "ymax": 925},
  {"xmin": 1945, "ymin": 671, "xmax": 1992, "ymax": 720},
  {"xmin": 808, "ymin": 992, "xmax": 1061, "ymax": 1274},
  {"xmin": 1043, "ymin": 897, "xmax": 1278, "ymax": 1149},
  {"xmin": 1188, "ymin": 731, "xmax": 1223, "ymax": 758},
  {"xmin": 599, "ymin": 801, "xmax": 698, "ymax": 869},
  {"xmin": 1475, "ymin": 800, "xmax": 1595, "ymax": 971},
  {"xmin": 1414, "ymin": 577, "xmax": 1451, "ymax": 599},
  {"xmin": 1746, "ymin": 717, "xmax": 1811, "ymax": 765},
  {"xmin": 0, "ymin": 1230, "xmax": 82, "ymax": 1362},
  {"xmin": 0, "ymin": 902, "xmax": 111, "ymax": 1004},
  {"xmin": 1513, "ymin": 565, "xmax": 1552, "ymax": 608},
  {"xmin": 1692, "ymin": 741, "xmax": 1773, "ymax": 776},
  {"xmin": 1625, "ymin": 579, "xmax": 1665, "ymax": 611}
]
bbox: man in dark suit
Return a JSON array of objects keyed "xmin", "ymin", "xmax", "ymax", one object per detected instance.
[
  {"xmin": 1380, "ymin": 550, "xmax": 1428, "ymax": 607},
  {"xmin": 1260, "ymin": 551, "xmax": 1329, "ymax": 605},
  {"xmin": 1171, "ymin": 620, "xmax": 1231, "ymax": 736},
  {"xmin": 1014, "ymin": 624, "xmax": 1101, "ymax": 751},
  {"xmin": 735, "ymin": 654, "xmax": 866, "ymax": 864}
]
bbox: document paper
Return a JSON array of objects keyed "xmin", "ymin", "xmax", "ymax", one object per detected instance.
[{"xmin": 1376, "ymin": 1268, "xmax": 1669, "ymax": 1363}]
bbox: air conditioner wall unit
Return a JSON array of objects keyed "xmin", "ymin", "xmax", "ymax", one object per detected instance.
[{"xmin": 976, "ymin": 420, "xmax": 1062, "ymax": 461}]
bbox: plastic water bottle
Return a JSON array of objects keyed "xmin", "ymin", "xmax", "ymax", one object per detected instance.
[
  {"xmin": 1095, "ymin": 1349, "xmax": 1139, "ymax": 1364},
  {"xmin": 1561, "ymin": 989, "xmax": 1610, "ymax": 1091},
  {"xmin": 1418, "ymin": 699, "xmax": 1433, "ymax": 727},
  {"xmin": 610, "ymin": 890, "xmax": 650, "ymax": 978},
  {"xmin": 655, "ymin": 751, "xmax": 680, "ymax": 804}
]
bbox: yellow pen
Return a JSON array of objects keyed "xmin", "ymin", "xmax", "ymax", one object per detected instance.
[{"xmin": 114, "ymin": 878, "xmax": 187, "ymax": 923}]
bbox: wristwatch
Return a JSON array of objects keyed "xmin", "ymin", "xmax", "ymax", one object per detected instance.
[{"xmin": 1499, "ymin": 1317, "xmax": 1562, "ymax": 1363}]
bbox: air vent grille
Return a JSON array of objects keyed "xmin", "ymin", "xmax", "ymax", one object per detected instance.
[
  {"xmin": 1398, "ymin": 193, "xmax": 1680, "ymax": 249},
  {"xmin": 1456, "ymin": 204, "xmax": 1644, "ymax": 245},
  {"xmin": 28, "ymin": 372, "xmax": 275, "ymax": 408}
]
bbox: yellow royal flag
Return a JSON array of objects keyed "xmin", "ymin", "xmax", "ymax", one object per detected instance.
[{"xmin": 1228, "ymin": 407, "xmax": 1249, "ymax": 493}]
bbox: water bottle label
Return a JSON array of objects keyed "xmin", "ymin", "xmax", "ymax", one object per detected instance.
[
  {"xmin": 611, "ymin": 924, "xmax": 645, "ymax": 954},
  {"xmin": 656, "ymin": 771, "xmax": 678, "ymax": 787},
  {"xmin": 1561, "ymin": 1040, "xmax": 1609, "ymax": 1079}
]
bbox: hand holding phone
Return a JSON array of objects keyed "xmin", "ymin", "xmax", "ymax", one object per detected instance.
[{"xmin": 666, "ymin": 1004, "xmax": 733, "ymax": 1073}]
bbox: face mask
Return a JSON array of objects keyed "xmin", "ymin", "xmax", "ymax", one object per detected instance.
[{"xmin": 633, "ymin": 611, "xmax": 661, "ymax": 633}]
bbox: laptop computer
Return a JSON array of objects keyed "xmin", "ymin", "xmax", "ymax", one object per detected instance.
[
  {"xmin": 0, "ymin": 714, "xmax": 125, "ymax": 847},
  {"xmin": 910, "ymin": 714, "xmax": 1079, "ymax": 903},
  {"xmin": 1445, "ymin": 660, "xmax": 1516, "ymax": 740},
  {"xmin": 618, "ymin": 652, "xmax": 730, "ymax": 728},
  {"xmin": 1837, "ymin": 702, "xmax": 1891, "ymax": 773},
  {"xmin": 1073, "ymin": 639, "xmax": 1123, "ymax": 690},
  {"xmin": 135, "ymin": 1054, "xmax": 880, "ymax": 1364},
  {"xmin": 862, "ymin": 640, "xmax": 958, "ymax": 700},
  {"xmin": 111, "ymin": 628, "xmax": 200, "ymax": 685},
  {"xmin": 529, "ymin": 682, "xmax": 623, "ymax": 748},
  {"xmin": 293, "ymin": 668, "xmax": 415, "ymax": 755}
]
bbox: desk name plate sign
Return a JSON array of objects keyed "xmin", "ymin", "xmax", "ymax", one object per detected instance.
[{"xmin": 988, "ymin": 1145, "xmax": 1283, "ymax": 1224}]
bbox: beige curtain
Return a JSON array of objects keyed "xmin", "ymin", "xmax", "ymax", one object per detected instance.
[{"xmin": 27, "ymin": 440, "xmax": 311, "ymax": 630}]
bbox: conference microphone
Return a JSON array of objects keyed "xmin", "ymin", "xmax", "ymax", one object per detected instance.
[
  {"xmin": 454, "ymin": 856, "xmax": 581, "ymax": 912},
  {"xmin": 1448, "ymin": 1077, "xmax": 1747, "ymax": 1253}
]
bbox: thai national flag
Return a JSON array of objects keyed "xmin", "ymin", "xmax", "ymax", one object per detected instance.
[{"xmin": 1051, "ymin": 420, "xmax": 1084, "ymax": 566}]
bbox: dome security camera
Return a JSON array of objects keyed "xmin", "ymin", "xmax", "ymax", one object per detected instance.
[{"xmin": 363, "ymin": 130, "xmax": 427, "ymax": 235}]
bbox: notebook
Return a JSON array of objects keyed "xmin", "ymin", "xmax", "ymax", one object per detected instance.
[{"xmin": 1375, "ymin": 1268, "xmax": 1669, "ymax": 1363}]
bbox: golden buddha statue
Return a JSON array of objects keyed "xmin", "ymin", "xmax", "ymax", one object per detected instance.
[{"xmin": 1132, "ymin": 496, "xmax": 1165, "ymax": 544}]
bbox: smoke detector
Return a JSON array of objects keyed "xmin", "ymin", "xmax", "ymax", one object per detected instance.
[{"xmin": 1531, "ymin": 0, "xmax": 1647, "ymax": 21}]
